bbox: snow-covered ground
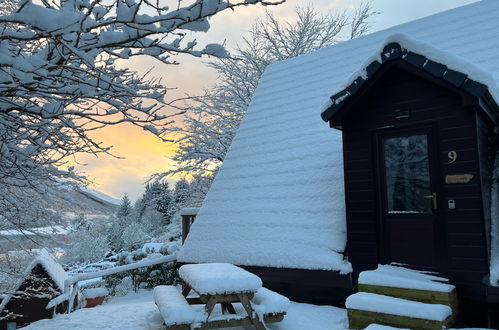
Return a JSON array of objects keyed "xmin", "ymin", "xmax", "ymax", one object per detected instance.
[
  {"xmin": 20, "ymin": 289, "xmax": 495, "ymax": 330},
  {"xmin": 22, "ymin": 290, "xmax": 348, "ymax": 330}
]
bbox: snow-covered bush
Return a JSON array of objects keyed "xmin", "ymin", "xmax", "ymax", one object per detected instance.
[
  {"xmin": 104, "ymin": 248, "xmax": 179, "ymax": 296},
  {"xmin": 121, "ymin": 222, "xmax": 149, "ymax": 252},
  {"xmin": 62, "ymin": 226, "xmax": 109, "ymax": 266},
  {"xmin": 141, "ymin": 208, "xmax": 167, "ymax": 237},
  {"xmin": 73, "ymin": 214, "xmax": 95, "ymax": 231}
]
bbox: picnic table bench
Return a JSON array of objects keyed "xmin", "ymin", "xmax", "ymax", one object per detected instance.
[{"xmin": 154, "ymin": 263, "xmax": 289, "ymax": 329}]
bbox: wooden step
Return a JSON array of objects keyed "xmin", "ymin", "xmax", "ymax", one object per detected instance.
[
  {"xmin": 358, "ymin": 265, "xmax": 457, "ymax": 314},
  {"xmin": 358, "ymin": 284, "xmax": 457, "ymax": 312},
  {"xmin": 346, "ymin": 292, "xmax": 453, "ymax": 330}
]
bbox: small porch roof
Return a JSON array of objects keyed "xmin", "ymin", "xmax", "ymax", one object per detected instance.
[{"xmin": 320, "ymin": 34, "xmax": 499, "ymax": 127}]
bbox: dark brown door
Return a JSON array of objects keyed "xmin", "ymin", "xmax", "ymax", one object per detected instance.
[{"xmin": 375, "ymin": 125, "xmax": 441, "ymax": 270}]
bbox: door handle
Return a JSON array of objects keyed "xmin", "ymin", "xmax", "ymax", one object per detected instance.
[{"xmin": 423, "ymin": 192, "xmax": 437, "ymax": 209}]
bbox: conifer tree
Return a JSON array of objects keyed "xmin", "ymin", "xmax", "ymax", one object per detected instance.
[{"xmin": 117, "ymin": 193, "xmax": 132, "ymax": 220}]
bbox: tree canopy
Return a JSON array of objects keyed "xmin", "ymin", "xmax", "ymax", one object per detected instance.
[
  {"xmin": 0, "ymin": 0, "xmax": 284, "ymax": 233},
  {"xmin": 165, "ymin": 2, "xmax": 378, "ymax": 177}
]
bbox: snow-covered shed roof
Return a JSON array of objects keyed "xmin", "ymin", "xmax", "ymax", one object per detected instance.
[
  {"xmin": 321, "ymin": 33, "xmax": 499, "ymax": 124},
  {"xmin": 178, "ymin": 0, "xmax": 499, "ymax": 271},
  {"xmin": 28, "ymin": 248, "xmax": 68, "ymax": 292},
  {"xmin": 0, "ymin": 248, "xmax": 68, "ymax": 313}
]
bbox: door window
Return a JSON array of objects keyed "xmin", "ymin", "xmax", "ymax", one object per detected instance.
[{"xmin": 383, "ymin": 134, "xmax": 432, "ymax": 214}]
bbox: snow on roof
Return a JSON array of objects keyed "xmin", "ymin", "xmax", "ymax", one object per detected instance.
[
  {"xmin": 0, "ymin": 248, "xmax": 68, "ymax": 314},
  {"xmin": 179, "ymin": 0, "xmax": 499, "ymax": 271},
  {"xmin": 28, "ymin": 248, "xmax": 68, "ymax": 293},
  {"xmin": 321, "ymin": 33, "xmax": 499, "ymax": 120}
]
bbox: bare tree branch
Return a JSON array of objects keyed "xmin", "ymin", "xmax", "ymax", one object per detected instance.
[{"xmin": 162, "ymin": 3, "xmax": 378, "ymax": 177}]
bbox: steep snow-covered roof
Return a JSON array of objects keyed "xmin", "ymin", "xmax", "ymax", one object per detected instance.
[
  {"xmin": 0, "ymin": 248, "xmax": 68, "ymax": 313},
  {"xmin": 179, "ymin": 0, "xmax": 499, "ymax": 271},
  {"xmin": 30, "ymin": 248, "xmax": 68, "ymax": 292}
]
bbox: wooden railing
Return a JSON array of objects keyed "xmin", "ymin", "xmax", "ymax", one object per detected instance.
[
  {"xmin": 46, "ymin": 254, "xmax": 177, "ymax": 313},
  {"xmin": 181, "ymin": 208, "xmax": 199, "ymax": 243}
]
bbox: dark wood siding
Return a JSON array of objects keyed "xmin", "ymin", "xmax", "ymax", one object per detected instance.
[
  {"xmin": 339, "ymin": 64, "xmax": 491, "ymax": 299},
  {"xmin": 476, "ymin": 110, "xmax": 499, "ymax": 267}
]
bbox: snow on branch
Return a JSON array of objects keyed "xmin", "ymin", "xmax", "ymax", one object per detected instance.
[
  {"xmin": 0, "ymin": 0, "xmax": 285, "ymax": 237},
  {"xmin": 161, "ymin": 3, "xmax": 377, "ymax": 177}
]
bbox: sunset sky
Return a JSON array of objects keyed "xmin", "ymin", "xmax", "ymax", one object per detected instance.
[{"xmin": 79, "ymin": 0, "xmax": 479, "ymax": 201}]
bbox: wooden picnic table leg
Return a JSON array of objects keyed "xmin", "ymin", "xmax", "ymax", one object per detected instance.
[
  {"xmin": 204, "ymin": 296, "xmax": 219, "ymax": 319},
  {"xmin": 237, "ymin": 294, "xmax": 266, "ymax": 330},
  {"xmin": 181, "ymin": 283, "xmax": 190, "ymax": 297},
  {"xmin": 221, "ymin": 302, "xmax": 237, "ymax": 315}
]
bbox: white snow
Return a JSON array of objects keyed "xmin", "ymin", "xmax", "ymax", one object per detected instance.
[
  {"xmin": 179, "ymin": 263, "xmax": 262, "ymax": 295},
  {"xmin": 24, "ymin": 290, "xmax": 157, "ymax": 330},
  {"xmin": 154, "ymin": 285, "xmax": 288, "ymax": 327},
  {"xmin": 364, "ymin": 325, "xmax": 409, "ymax": 330},
  {"xmin": 154, "ymin": 286, "xmax": 201, "ymax": 326},
  {"xmin": 78, "ymin": 186, "xmax": 121, "ymax": 206},
  {"xmin": 203, "ymin": 43, "xmax": 229, "ymax": 58},
  {"xmin": 346, "ymin": 292, "xmax": 452, "ymax": 321},
  {"xmin": 179, "ymin": 0, "xmax": 499, "ymax": 273},
  {"xmin": 251, "ymin": 287, "xmax": 290, "ymax": 316},
  {"xmin": 24, "ymin": 290, "xmax": 348, "ymax": 330},
  {"xmin": 321, "ymin": 33, "xmax": 499, "ymax": 115},
  {"xmin": 180, "ymin": 207, "xmax": 200, "ymax": 216},
  {"xmin": 359, "ymin": 265, "xmax": 454, "ymax": 292},
  {"xmin": 83, "ymin": 288, "xmax": 109, "ymax": 299},
  {"xmin": 31, "ymin": 248, "xmax": 69, "ymax": 293},
  {"xmin": 0, "ymin": 225, "xmax": 70, "ymax": 236},
  {"xmin": 491, "ymin": 153, "xmax": 499, "ymax": 286},
  {"xmin": 66, "ymin": 254, "xmax": 176, "ymax": 287},
  {"xmin": 141, "ymin": 243, "xmax": 165, "ymax": 253}
]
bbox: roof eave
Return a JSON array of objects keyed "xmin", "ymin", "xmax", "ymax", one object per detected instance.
[{"xmin": 321, "ymin": 42, "xmax": 499, "ymax": 126}]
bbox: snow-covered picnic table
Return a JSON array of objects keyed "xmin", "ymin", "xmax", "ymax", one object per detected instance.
[
  {"xmin": 154, "ymin": 263, "xmax": 289, "ymax": 329},
  {"xmin": 179, "ymin": 263, "xmax": 263, "ymax": 295}
]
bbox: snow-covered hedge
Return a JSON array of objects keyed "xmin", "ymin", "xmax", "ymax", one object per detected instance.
[{"xmin": 104, "ymin": 246, "xmax": 179, "ymax": 296}]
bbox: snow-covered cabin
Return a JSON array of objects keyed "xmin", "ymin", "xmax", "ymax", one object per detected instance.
[
  {"xmin": 0, "ymin": 249, "xmax": 69, "ymax": 328},
  {"xmin": 179, "ymin": 0, "xmax": 499, "ymax": 309}
]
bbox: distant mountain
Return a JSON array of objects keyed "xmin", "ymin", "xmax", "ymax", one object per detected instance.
[
  {"xmin": 76, "ymin": 186, "xmax": 121, "ymax": 207},
  {"xmin": 1, "ymin": 183, "xmax": 119, "ymax": 232},
  {"xmin": 0, "ymin": 183, "xmax": 119, "ymax": 251},
  {"xmin": 52, "ymin": 184, "xmax": 119, "ymax": 220}
]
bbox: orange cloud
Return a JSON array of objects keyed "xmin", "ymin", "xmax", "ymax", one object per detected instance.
[{"xmin": 71, "ymin": 123, "xmax": 180, "ymax": 200}]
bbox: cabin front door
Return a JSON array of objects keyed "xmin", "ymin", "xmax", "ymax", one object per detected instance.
[{"xmin": 375, "ymin": 125, "xmax": 442, "ymax": 270}]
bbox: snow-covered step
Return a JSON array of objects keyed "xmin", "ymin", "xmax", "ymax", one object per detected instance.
[
  {"xmin": 363, "ymin": 325, "xmax": 409, "ymax": 330},
  {"xmin": 346, "ymin": 292, "xmax": 453, "ymax": 330},
  {"xmin": 358, "ymin": 265, "xmax": 457, "ymax": 311}
]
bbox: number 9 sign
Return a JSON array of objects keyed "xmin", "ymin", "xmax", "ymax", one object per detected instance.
[{"xmin": 448, "ymin": 151, "xmax": 457, "ymax": 163}]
